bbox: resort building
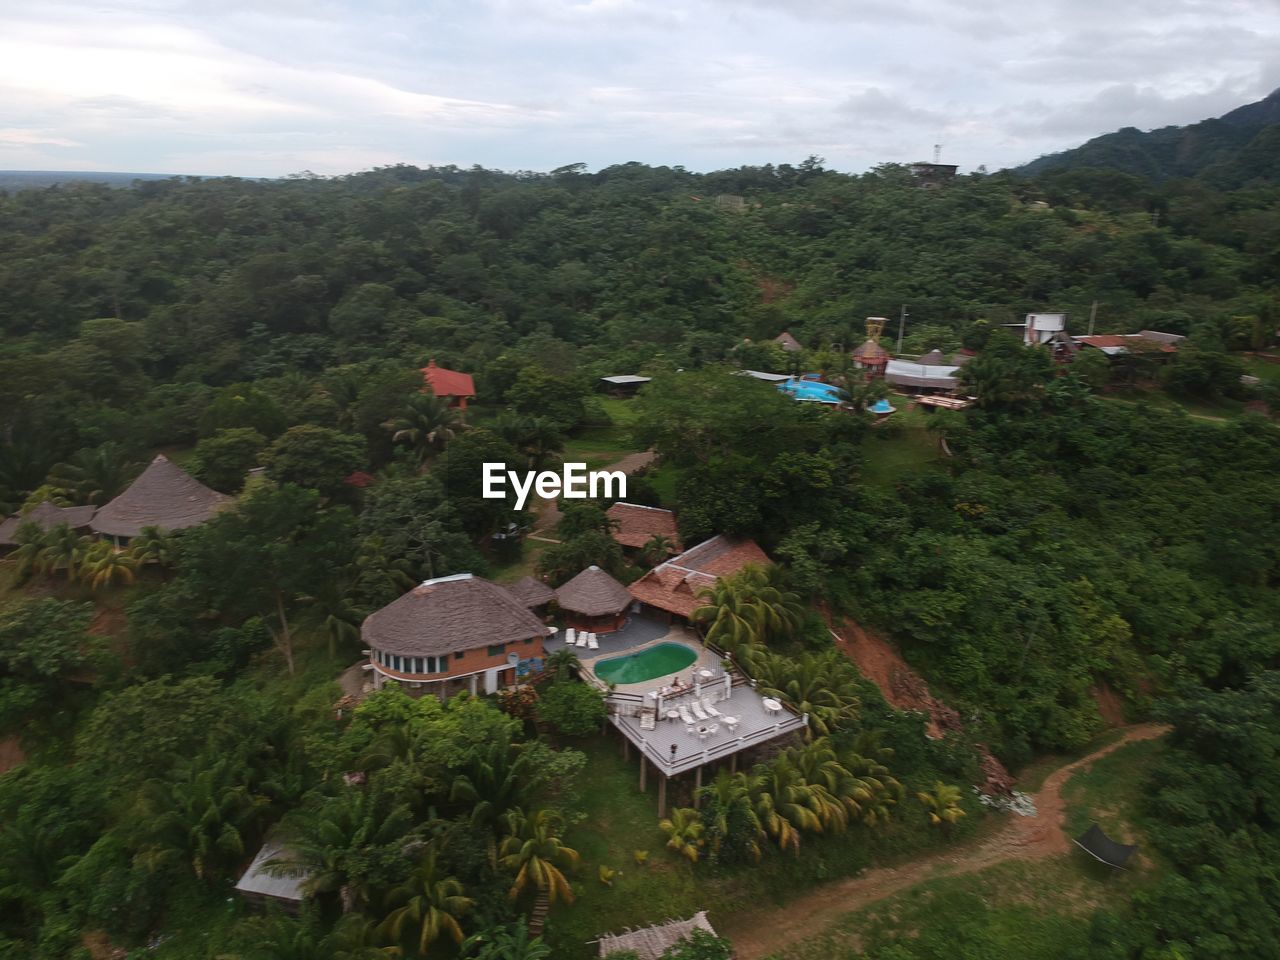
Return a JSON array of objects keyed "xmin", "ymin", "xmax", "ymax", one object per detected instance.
[
  {"xmin": 90, "ymin": 454, "xmax": 233, "ymax": 544},
  {"xmin": 605, "ymin": 502, "xmax": 680, "ymax": 556},
  {"xmin": 0, "ymin": 501, "xmax": 97, "ymax": 549},
  {"xmin": 420, "ymin": 359, "xmax": 476, "ymax": 409},
  {"xmin": 884, "ymin": 357, "xmax": 962, "ymax": 392},
  {"xmin": 555, "ymin": 565, "xmax": 633, "ymax": 634},
  {"xmin": 852, "ymin": 316, "xmax": 892, "ymax": 377},
  {"xmin": 507, "ymin": 574, "xmax": 556, "ymax": 611},
  {"xmin": 629, "ymin": 534, "xmax": 770, "ymax": 623},
  {"xmin": 361, "ymin": 573, "xmax": 551, "ymax": 698}
]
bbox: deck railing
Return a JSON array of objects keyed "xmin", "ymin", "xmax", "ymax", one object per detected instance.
[{"xmin": 611, "ymin": 710, "xmax": 807, "ymax": 777}]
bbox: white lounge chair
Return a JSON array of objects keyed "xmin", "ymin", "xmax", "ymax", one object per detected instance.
[
  {"xmin": 587, "ymin": 634, "xmax": 599, "ymax": 650},
  {"xmin": 701, "ymin": 698, "xmax": 722, "ymax": 717},
  {"xmin": 564, "ymin": 628, "xmax": 576, "ymax": 646},
  {"xmin": 690, "ymin": 701, "xmax": 709, "ymax": 722},
  {"xmin": 678, "ymin": 704, "xmax": 697, "ymax": 725},
  {"xmin": 639, "ymin": 708, "xmax": 657, "ymax": 731},
  {"xmin": 577, "ymin": 632, "xmax": 589, "ymax": 648}
]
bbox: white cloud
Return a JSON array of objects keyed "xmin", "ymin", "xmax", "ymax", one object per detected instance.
[{"xmin": 0, "ymin": 0, "xmax": 1277, "ymax": 176}]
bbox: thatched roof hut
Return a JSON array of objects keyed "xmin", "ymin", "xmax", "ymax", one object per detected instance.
[
  {"xmin": 597, "ymin": 912, "xmax": 719, "ymax": 958},
  {"xmin": 90, "ymin": 455, "xmax": 232, "ymax": 539},
  {"xmin": 0, "ymin": 501, "xmax": 97, "ymax": 545},
  {"xmin": 508, "ymin": 575, "xmax": 556, "ymax": 608},
  {"xmin": 556, "ymin": 565, "xmax": 632, "ymax": 618}
]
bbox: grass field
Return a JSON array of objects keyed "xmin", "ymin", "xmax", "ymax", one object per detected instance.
[
  {"xmin": 860, "ymin": 404, "xmax": 946, "ymax": 491},
  {"xmin": 772, "ymin": 736, "xmax": 1165, "ymax": 960}
]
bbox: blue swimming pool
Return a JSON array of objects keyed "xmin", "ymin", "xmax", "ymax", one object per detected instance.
[{"xmin": 778, "ymin": 377, "xmax": 846, "ymax": 404}]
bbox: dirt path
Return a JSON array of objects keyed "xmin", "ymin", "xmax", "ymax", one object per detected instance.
[{"xmin": 724, "ymin": 723, "xmax": 1170, "ymax": 960}]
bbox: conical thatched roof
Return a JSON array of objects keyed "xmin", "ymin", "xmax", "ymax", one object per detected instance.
[
  {"xmin": 90, "ymin": 455, "xmax": 233, "ymax": 538},
  {"xmin": 0, "ymin": 501, "xmax": 97, "ymax": 545},
  {"xmin": 918, "ymin": 348, "xmax": 948, "ymax": 366},
  {"xmin": 851, "ymin": 338, "xmax": 890, "ymax": 363},
  {"xmin": 508, "ymin": 575, "xmax": 555, "ymax": 608},
  {"xmin": 555, "ymin": 565, "xmax": 632, "ymax": 617}
]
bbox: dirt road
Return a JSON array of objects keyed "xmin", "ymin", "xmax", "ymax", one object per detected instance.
[{"xmin": 724, "ymin": 723, "xmax": 1170, "ymax": 960}]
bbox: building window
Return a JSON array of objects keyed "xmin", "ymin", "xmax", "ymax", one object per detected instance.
[
  {"xmin": 524, "ymin": 637, "xmax": 533, "ymax": 644},
  {"xmin": 392, "ymin": 655, "xmax": 402, "ymax": 672},
  {"xmin": 487, "ymin": 644, "xmax": 505, "ymax": 657},
  {"xmin": 454, "ymin": 651, "xmax": 464, "ymax": 661}
]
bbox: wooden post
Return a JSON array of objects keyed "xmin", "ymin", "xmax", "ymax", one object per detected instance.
[
  {"xmin": 731, "ymin": 752, "xmax": 737, "ymax": 773},
  {"xmin": 622, "ymin": 737, "xmax": 629, "ymax": 761},
  {"xmin": 658, "ymin": 775, "xmax": 667, "ymax": 818},
  {"xmin": 694, "ymin": 766, "xmax": 703, "ymax": 808},
  {"xmin": 640, "ymin": 758, "xmax": 647, "ymax": 793}
]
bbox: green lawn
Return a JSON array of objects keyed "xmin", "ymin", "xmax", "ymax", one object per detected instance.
[
  {"xmin": 860, "ymin": 404, "xmax": 946, "ymax": 491},
  {"xmin": 1099, "ymin": 386, "xmax": 1245, "ymax": 422},
  {"xmin": 1242, "ymin": 356, "xmax": 1280, "ymax": 384},
  {"xmin": 1061, "ymin": 737, "xmax": 1165, "ymax": 842}
]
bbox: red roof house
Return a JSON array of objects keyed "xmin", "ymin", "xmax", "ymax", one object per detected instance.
[
  {"xmin": 421, "ymin": 359, "xmax": 477, "ymax": 409},
  {"xmin": 628, "ymin": 534, "xmax": 770, "ymax": 621},
  {"xmin": 605, "ymin": 502, "xmax": 681, "ymax": 553}
]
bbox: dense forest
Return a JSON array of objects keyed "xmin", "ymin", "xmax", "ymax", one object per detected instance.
[{"xmin": 1, "ymin": 158, "xmax": 1279, "ymax": 959}]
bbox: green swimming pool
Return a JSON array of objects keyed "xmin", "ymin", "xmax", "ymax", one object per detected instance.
[{"xmin": 594, "ymin": 642, "xmax": 698, "ymax": 685}]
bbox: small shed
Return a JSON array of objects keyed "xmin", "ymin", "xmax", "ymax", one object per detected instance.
[
  {"xmin": 421, "ymin": 359, "xmax": 477, "ymax": 408},
  {"xmin": 600, "ymin": 375, "xmax": 652, "ymax": 397},
  {"xmin": 508, "ymin": 575, "xmax": 556, "ymax": 610},
  {"xmin": 556, "ymin": 565, "xmax": 632, "ymax": 633},
  {"xmin": 235, "ymin": 839, "xmax": 312, "ymax": 913},
  {"xmin": 597, "ymin": 911, "xmax": 719, "ymax": 959}
]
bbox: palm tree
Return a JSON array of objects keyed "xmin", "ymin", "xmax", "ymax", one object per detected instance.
[
  {"xmin": 543, "ymin": 648, "xmax": 581, "ymax": 682},
  {"xmin": 47, "ymin": 442, "xmax": 139, "ymax": 505},
  {"xmin": 83, "ymin": 540, "xmax": 139, "ymax": 590},
  {"xmin": 270, "ymin": 787, "xmax": 417, "ymax": 912},
  {"xmin": 843, "ymin": 751, "xmax": 902, "ymax": 826},
  {"xmin": 461, "ymin": 920, "xmax": 551, "ymax": 960},
  {"xmin": 498, "ymin": 808, "xmax": 579, "ymax": 905},
  {"xmin": 752, "ymin": 759, "xmax": 822, "ymax": 854},
  {"xmin": 129, "ymin": 525, "xmax": 177, "ymax": 572},
  {"xmin": 386, "ymin": 393, "xmax": 464, "ymax": 467},
  {"xmin": 37, "ymin": 524, "xmax": 89, "ymax": 581},
  {"xmin": 696, "ymin": 770, "xmax": 763, "ymax": 863},
  {"xmin": 693, "ymin": 565, "xmax": 804, "ymax": 654},
  {"xmin": 659, "ymin": 807, "xmax": 705, "ymax": 863},
  {"xmin": 640, "ymin": 534, "xmax": 675, "ymax": 567},
  {"xmin": 917, "ymin": 782, "xmax": 966, "ymax": 830},
  {"xmin": 133, "ymin": 756, "xmax": 263, "ymax": 880},
  {"xmin": 490, "ymin": 413, "xmax": 564, "ymax": 471},
  {"xmin": 379, "ymin": 849, "xmax": 473, "ymax": 957},
  {"xmin": 451, "ymin": 738, "xmax": 542, "ymax": 838},
  {"xmin": 754, "ymin": 650, "xmax": 861, "ymax": 739},
  {"xmin": 10, "ymin": 521, "xmax": 46, "ymax": 581}
]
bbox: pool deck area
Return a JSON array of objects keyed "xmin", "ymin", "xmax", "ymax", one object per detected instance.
[{"xmin": 547, "ymin": 616, "xmax": 722, "ymax": 696}]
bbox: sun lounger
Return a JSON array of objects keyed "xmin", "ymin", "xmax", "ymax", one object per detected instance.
[
  {"xmin": 639, "ymin": 708, "xmax": 656, "ymax": 731},
  {"xmin": 701, "ymin": 698, "xmax": 721, "ymax": 717},
  {"xmin": 690, "ymin": 701, "xmax": 709, "ymax": 721},
  {"xmin": 577, "ymin": 632, "xmax": 590, "ymax": 647},
  {"xmin": 587, "ymin": 634, "xmax": 599, "ymax": 650},
  {"xmin": 565, "ymin": 628, "xmax": 576, "ymax": 646},
  {"xmin": 678, "ymin": 704, "xmax": 697, "ymax": 725}
]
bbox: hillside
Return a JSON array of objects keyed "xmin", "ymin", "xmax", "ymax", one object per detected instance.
[
  {"xmin": 0, "ymin": 170, "xmax": 189, "ymax": 191},
  {"xmin": 1016, "ymin": 88, "xmax": 1280, "ymax": 187}
]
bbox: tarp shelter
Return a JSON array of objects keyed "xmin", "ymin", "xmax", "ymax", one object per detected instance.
[{"xmin": 1073, "ymin": 823, "xmax": 1137, "ymax": 868}]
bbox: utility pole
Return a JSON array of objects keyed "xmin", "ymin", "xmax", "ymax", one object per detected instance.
[
  {"xmin": 896, "ymin": 304, "xmax": 908, "ymax": 354},
  {"xmin": 1088, "ymin": 300, "xmax": 1098, "ymax": 336}
]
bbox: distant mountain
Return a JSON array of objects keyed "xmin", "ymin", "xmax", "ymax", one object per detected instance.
[
  {"xmin": 1015, "ymin": 89, "xmax": 1280, "ymax": 187},
  {"xmin": 0, "ymin": 170, "xmax": 184, "ymax": 191}
]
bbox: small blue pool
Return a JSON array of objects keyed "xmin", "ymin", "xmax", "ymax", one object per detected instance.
[
  {"xmin": 868, "ymin": 398, "xmax": 896, "ymax": 415},
  {"xmin": 777, "ymin": 377, "xmax": 846, "ymax": 405}
]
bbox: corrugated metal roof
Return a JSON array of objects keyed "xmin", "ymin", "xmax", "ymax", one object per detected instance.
[
  {"xmin": 884, "ymin": 359, "xmax": 960, "ymax": 389},
  {"xmin": 600, "ymin": 375, "xmax": 652, "ymax": 385},
  {"xmin": 235, "ymin": 840, "xmax": 311, "ymax": 903}
]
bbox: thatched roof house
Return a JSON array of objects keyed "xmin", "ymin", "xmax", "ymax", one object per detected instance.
[
  {"xmin": 0, "ymin": 501, "xmax": 97, "ymax": 546},
  {"xmin": 508, "ymin": 575, "xmax": 555, "ymax": 608},
  {"xmin": 597, "ymin": 911, "xmax": 719, "ymax": 959},
  {"xmin": 556, "ymin": 565, "xmax": 632, "ymax": 632},
  {"xmin": 774, "ymin": 331, "xmax": 803, "ymax": 353},
  {"xmin": 90, "ymin": 455, "xmax": 232, "ymax": 539}
]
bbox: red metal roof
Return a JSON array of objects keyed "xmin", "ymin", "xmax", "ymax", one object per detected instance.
[{"xmin": 421, "ymin": 359, "xmax": 477, "ymax": 398}]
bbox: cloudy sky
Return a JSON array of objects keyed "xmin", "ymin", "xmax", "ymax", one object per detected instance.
[{"xmin": 2, "ymin": 0, "xmax": 1278, "ymax": 178}]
